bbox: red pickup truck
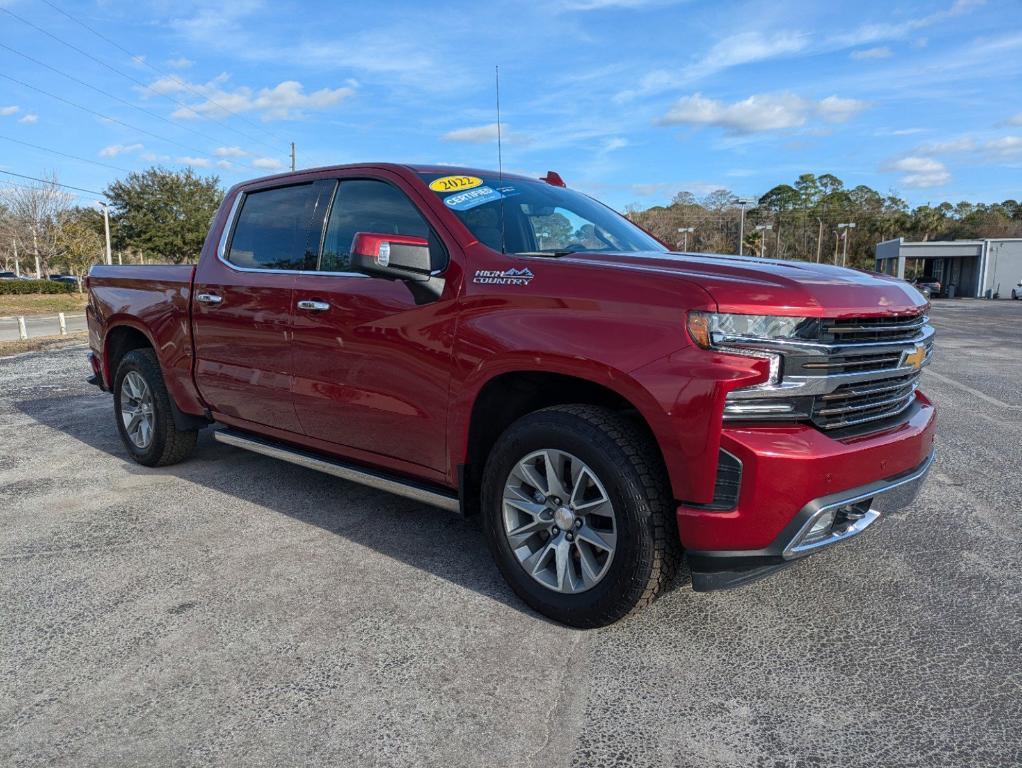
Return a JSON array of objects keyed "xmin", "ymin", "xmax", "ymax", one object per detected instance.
[{"xmin": 86, "ymin": 164, "xmax": 936, "ymax": 627}]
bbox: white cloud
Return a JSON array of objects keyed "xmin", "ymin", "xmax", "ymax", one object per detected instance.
[
  {"xmin": 177, "ymin": 156, "xmax": 212, "ymax": 168},
  {"xmin": 18, "ymin": 114, "xmax": 38, "ymax": 124},
  {"xmin": 888, "ymin": 157, "xmax": 951, "ymax": 187},
  {"xmin": 617, "ymin": 31, "xmax": 808, "ymax": 102},
  {"xmin": 917, "ymin": 137, "xmax": 977, "ymax": 154},
  {"xmin": 99, "ymin": 143, "xmax": 144, "ymax": 158},
  {"xmin": 833, "ymin": 0, "xmax": 985, "ymax": 47},
  {"xmin": 1002, "ymin": 113, "xmax": 1022, "ymax": 126},
  {"xmin": 658, "ymin": 92, "xmax": 868, "ymax": 134},
  {"xmin": 441, "ymin": 122, "xmax": 528, "ymax": 145},
  {"xmin": 559, "ymin": 0, "xmax": 677, "ymax": 9},
  {"xmin": 985, "ymin": 136, "xmax": 1022, "ymax": 158},
  {"xmin": 216, "ymin": 160, "xmax": 233, "ymax": 169},
  {"xmin": 252, "ymin": 157, "xmax": 284, "ymax": 170},
  {"xmin": 851, "ymin": 46, "xmax": 893, "ymax": 60},
  {"xmin": 443, "ymin": 123, "xmax": 501, "ymax": 143},
  {"xmin": 146, "ymin": 75, "xmax": 357, "ymax": 122},
  {"xmin": 215, "ymin": 146, "xmax": 248, "ymax": 157},
  {"xmin": 140, "ymin": 152, "xmax": 171, "ymax": 162},
  {"xmin": 0, "ymin": 105, "xmax": 18, "ymax": 116},
  {"xmin": 602, "ymin": 137, "xmax": 629, "ymax": 152},
  {"xmin": 816, "ymin": 96, "xmax": 868, "ymax": 123},
  {"xmin": 168, "ymin": 57, "xmax": 193, "ymax": 68}
]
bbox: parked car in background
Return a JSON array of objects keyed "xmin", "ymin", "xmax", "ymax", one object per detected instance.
[
  {"xmin": 0, "ymin": 271, "xmax": 19, "ymax": 280},
  {"xmin": 85, "ymin": 163, "xmax": 937, "ymax": 627},
  {"xmin": 911, "ymin": 275, "xmax": 941, "ymax": 298},
  {"xmin": 1012, "ymin": 280, "xmax": 1021, "ymax": 300},
  {"xmin": 50, "ymin": 275, "xmax": 81, "ymax": 287}
]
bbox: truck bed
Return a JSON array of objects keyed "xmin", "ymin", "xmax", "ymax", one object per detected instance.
[{"xmin": 86, "ymin": 264, "xmax": 202, "ymax": 416}]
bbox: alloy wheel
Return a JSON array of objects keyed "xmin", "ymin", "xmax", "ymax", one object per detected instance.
[
  {"xmin": 502, "ymin": 449, "xmax": 617, "ymax": 594},
  {"xmin": 120, "ymin": 370, "xmax": 155, "ymax": 449}
]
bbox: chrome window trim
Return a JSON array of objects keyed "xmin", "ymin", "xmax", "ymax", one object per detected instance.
[{"xmin": 216, "ymin": 187, "xmax": 370, "ymax": 278}]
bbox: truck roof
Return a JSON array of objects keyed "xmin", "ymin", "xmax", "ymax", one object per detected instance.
[{"xmin": 235, "ymin": 163, "xmax": 539, "ymax": 190}]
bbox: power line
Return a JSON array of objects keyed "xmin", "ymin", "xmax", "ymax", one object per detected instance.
[
  {"xmin": 0, "ymin": 5, "xmax": 282, "ymax": 154},
  {"xmin": 0, "ymin": 72, "xmax": 216, "ymax": 159},
  {"xmin": 38, "ymin": 0, "xmax": 290, "ymax": 147},
  {"xmin": 0, "ymin": 41, "xmax": 246, "ymax": 153},
  {"xmin": 0, "ymin": 170, "xmax": 105, "ymax": 197},
  {"xmin": 0, "ymin": 134, "xmax": 132, "ymax": 173}
]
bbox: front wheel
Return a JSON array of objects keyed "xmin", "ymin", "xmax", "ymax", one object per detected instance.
[
  {"xmin": 481, "ymin": 405, "xmax": 678, "ymax": 627},
  {"xmin": 1013, "ymin": 289, "xmax": 1019, "ymax": 300},
  {"xmin": 113, "ymin": 348, "xmax": 197, "ymax": 467}
]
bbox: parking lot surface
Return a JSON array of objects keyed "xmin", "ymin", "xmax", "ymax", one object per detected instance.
[{"xmin": 1, "ymin": 300, "xmax": 1020, "ymax": 767}]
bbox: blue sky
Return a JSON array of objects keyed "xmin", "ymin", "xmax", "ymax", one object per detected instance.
[{"xmin": 1, "ymin": 0, "xmax": 1020, "ymax": 211}]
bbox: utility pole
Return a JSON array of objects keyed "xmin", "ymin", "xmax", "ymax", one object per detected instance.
[
  {"xmin": 736, "ymin": 197, "xmax": 758, "ymax": 256},
  {"xmin": 290, "ymin": 142, "xmax": 296, "ymax": 172},
  {"xmin": 32, "ymin": 227, "xmax": 40, "ymax": 279},
  {"xmin": 677, "ymin": 226, "xmax": 694, "ymax": 251},
  {"xmin": 97, "ymin": 201, "xmax": 112, "ymax": 265},
  {"xmin": 12, "ymin": 237, "xmax": 19, "ymax": 277},
  {"xmin": 754, "ymin": 224, "xmax": 772, "ymax": 258},
  {"xmin": 837, "ymin": 222, "xmax": 856, "ymax": 266},
  {"xmin": 815, "ymin": 217, "xmax": 824, "ymax": 262}
]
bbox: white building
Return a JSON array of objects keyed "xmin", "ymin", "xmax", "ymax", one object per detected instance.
[{"xmin": 875, "ymin": 238, "xmax": 1022, "ymax": 299}]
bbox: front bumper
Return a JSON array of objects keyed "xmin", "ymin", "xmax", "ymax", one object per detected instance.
[{"xmin": 680, "ymin": 393, "xmax": 936, "ymax": 590}]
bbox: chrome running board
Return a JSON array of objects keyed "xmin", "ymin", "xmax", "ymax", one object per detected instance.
[{"xmin": 213, "ymin": 429, "xmax": 460, "ymax": 513}]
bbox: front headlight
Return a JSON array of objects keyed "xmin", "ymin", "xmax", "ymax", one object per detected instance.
[{"xmin": 686, "ymin": 311, "xmax": 812, "ymax": 349}]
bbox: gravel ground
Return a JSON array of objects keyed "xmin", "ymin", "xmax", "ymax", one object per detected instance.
[{"xmin": 1, "ymin": 299, "xmax": 1019, "ymax": 767}]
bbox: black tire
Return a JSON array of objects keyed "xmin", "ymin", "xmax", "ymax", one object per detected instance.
[
  {"xmin": 113, "ymin": 348, "xmax": 197, "ymax": 467},
  {"xmin": 481, "ymin": 405, "xmax": 678, "ymax": 628}
]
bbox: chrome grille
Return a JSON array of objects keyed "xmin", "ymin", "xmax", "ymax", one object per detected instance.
[
  {"xmin": 820, "ymin": 314, "xmax": 926, "ymax": 344},
  {"xmin": 811, "ymin": 371, "xmax": 920, "ymax": 430},
  {"xmin": 722, "ymin": 311, "xmax": 933, "ymax": 436}
]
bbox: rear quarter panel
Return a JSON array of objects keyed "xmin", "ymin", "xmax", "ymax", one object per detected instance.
[{"xmin": 87, "ymin": 264, "xmax": 204, "ymax": 415}]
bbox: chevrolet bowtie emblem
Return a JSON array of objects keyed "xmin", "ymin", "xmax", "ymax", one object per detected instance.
[{"xmin": 902, "ymin": 344, "xmax": 927, "ymax": 370}]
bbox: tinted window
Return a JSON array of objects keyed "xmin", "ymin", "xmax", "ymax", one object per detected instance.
[
  {"xmin": 228, "ymin": 184, "xmax": 321, "ymax": 270},
  {"xmin": 321, "ymin": 180, "xmax": 435, "ymax": 273}
]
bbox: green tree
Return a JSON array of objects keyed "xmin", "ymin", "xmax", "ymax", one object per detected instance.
[
  {"xmin": 55, "ymin": 210, "xmax": 105, "ymax": 291},
  {"xmin": 105, "ymin": 167, "xmax": 224, "ymax": 264}
]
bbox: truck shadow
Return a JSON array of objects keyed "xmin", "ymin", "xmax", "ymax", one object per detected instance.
[
  {"xmin": 15, "ymin": 392, "xmax": 542, "ymax": 618},
  {"xmin": 18, "ymin": 391, "xmax": 687, "ymax": 622}
]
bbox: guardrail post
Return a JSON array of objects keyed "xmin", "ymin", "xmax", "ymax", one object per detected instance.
[
  {"xmin": 58, "ymin": 312, "xmax": 67, "ymax": 336},
  {"xmin": 17, "ymin": 316, "xmax": 28, "ymax": 340}
]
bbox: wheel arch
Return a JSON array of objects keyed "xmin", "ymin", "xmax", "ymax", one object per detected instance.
[{"xmin": 454, "ymin": 365, "xmax": 675, "ymax": 516}]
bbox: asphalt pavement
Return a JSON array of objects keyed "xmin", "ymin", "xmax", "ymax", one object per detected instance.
[
  {"xmin": 0, "ymin": 299, "xmax": 1019, "ymax": 767},
  {"xmin": 0, "ymin": 312, "xmax": 88, "ymax": 342}
]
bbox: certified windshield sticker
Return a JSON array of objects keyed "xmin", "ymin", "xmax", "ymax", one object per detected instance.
[
  {"xmin": 429, "ymin": 175, "xmax": 483, "ymax": 193},
  {"xmin": 473, "ymin": 267, "xmax": 534, "ymax": 286},
  {"xmin": 444, "ymin": 186, "xmax": 504, "ymax": 211}
]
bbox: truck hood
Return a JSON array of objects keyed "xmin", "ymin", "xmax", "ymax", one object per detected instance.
[{"xmin": 556, "ymin": 250, "xmax": 927, "ymax": 318}]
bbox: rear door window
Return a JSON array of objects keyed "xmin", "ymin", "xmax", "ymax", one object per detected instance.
[{"xmin": 227, "ymin": 183, "xmax": 326, "ymax": 270}]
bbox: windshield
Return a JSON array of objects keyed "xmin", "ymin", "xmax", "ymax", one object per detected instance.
[{"xmin": 417, "ymin": 172, "xmax": 666, "ymax": 255}]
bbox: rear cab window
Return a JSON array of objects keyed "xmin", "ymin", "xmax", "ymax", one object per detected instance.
[{"xmin": 227, "ymin": 183, "xmax": 331, "ymax": 270}]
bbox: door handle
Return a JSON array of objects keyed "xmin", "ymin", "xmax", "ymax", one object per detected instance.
[
  {"xmin": 297, "ymin": 299, "xmax": 330, "ymax": 312},
  {"xmin": 195, "ymin": 292, "xmax": 223, "ymax": 306}
]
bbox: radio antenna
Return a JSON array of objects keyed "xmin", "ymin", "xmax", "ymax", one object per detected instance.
[{"xmin": 496, "ymin": 65, "xmax": 506, "ymax": 254}]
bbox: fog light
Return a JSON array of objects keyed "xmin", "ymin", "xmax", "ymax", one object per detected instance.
[{"xmin": 802, "ymin": 509, "xmax": 836, "ymax": 545}]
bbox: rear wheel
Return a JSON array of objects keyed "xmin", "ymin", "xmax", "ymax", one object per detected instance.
[
  {"xmin": 1012, "ymin": 289, "xmax": 1018, "ymax": 300},
  {"xmin": 481, "ymin": 405, "xmax": 678, "ymax": 627},
  {"xmin": 113, "ymin": 349, "xmax": 197, "ymax": 466}
]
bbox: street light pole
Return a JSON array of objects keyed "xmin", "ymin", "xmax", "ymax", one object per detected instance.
[
  {"xmin": 754, "ymin": 224, "xmax": 772, "ymax": 258},
  {"xmin": 736, "ymin": 197, "xmax": 758, "ymax": 256},
  {"xmin": 837, "ymin": 222, "xmax": 856, "ymax": 266},
  {"xmin": 96, "ymin": 201, "xmax": 112, "ymax": 265},
  {"xmin": 676, "ymin": 226, "xmax": 694, "ymax": 251}
]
